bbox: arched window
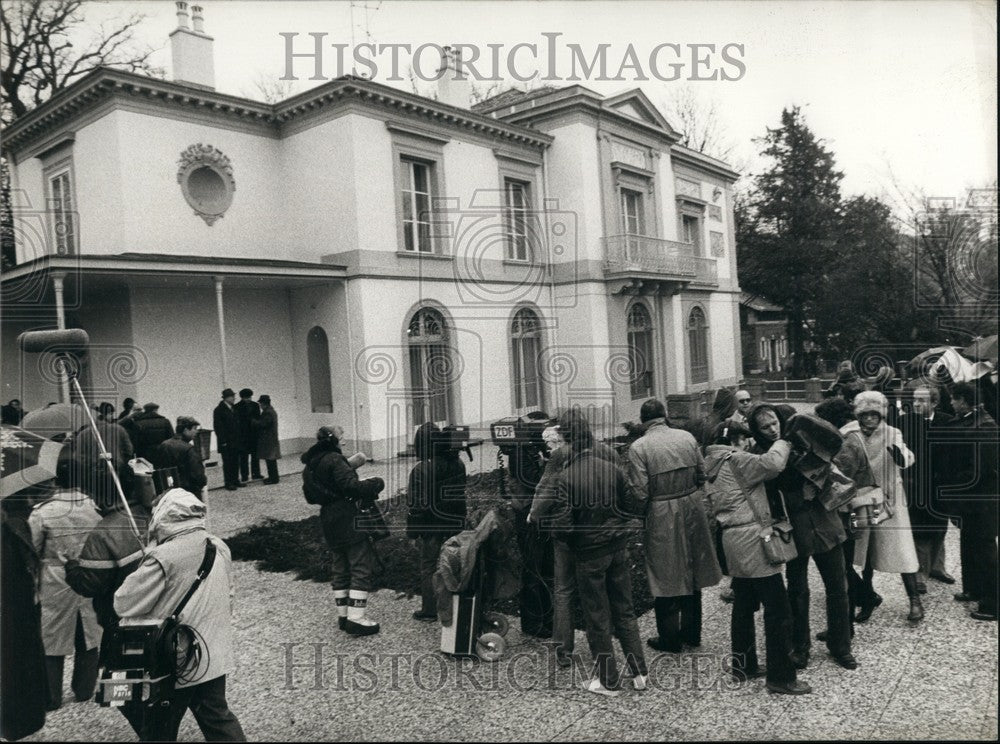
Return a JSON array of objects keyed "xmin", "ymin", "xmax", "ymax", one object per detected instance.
[
  {"xmin": 688, "ymin": 306, "xmax": 709, "ymax": 384},
  {"xmin": 307, "ymin": 326, "xmax": 333, "ymax": 413},
  {"xmin": 627, "ymin": 304, "xmax": 655, "ymax": 399},
  {"xmin": 511, "ymin": 308, "xmax": 543, "ymax": 410},
  {"xmin": 407, "ymin": 307, "xmax": 453, "ymax": 425}
]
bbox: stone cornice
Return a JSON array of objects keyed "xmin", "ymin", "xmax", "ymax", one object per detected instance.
[
  {"xmin": 670, "ymin": 145, "xmax": 741, "ymax": 183},
  {"xmin": 2, "ymin": 68, "xmax": 553, "ymax": 159}
]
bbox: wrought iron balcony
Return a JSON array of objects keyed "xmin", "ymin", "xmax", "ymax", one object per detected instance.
[{"xmin": 603, "ymin": 234, "xmax": 718, "ymax": 286}]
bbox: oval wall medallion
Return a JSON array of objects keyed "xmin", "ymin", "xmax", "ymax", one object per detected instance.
[{"xmin": 177, "ymin": 144, "xmax": 235, "ymax": 226}]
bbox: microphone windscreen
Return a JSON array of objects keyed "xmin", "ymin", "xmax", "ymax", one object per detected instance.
[{"xmin": 17, "ymin": 328, "xmax": 90, "ymax": 352}]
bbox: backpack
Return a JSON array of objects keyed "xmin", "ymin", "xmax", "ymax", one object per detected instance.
[{"xmin": 302, "ymin": 455, "xmax": 336, "ymax": 506}]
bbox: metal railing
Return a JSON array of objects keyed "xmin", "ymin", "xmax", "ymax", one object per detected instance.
[{"xmin": 603, "ymin": 234, "xmax": 718, "ymax": 285}]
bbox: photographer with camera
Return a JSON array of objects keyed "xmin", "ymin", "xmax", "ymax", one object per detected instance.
[
  {"xmin": 406, "ymin": 423, "xmax": 468, "ymax": 621},
  {"xmin": 113, "ymin": 488, "xmax": 245, "ymax": 742},
  {"xmin": 301, "ymin": 426, "xmax": 385, "ymax": 636}
]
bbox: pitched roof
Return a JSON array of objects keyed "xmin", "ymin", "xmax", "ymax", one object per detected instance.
[{"xmin": 740, "ymin": 293, "xmax": 785, "ymax": 313}]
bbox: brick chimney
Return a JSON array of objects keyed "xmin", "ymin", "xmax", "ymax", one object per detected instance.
[
  {"xmin": 170, "ymin": 1, "xmax": 215, "ymax": 91},
  {"xmin": 436, "ymin": 46, "xmax": 471, "ymax": 108}
]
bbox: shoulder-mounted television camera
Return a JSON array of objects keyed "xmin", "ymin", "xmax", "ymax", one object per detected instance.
[{"xmin": 490, "ymin": 415, "xmax": 552, "ymax": 495}]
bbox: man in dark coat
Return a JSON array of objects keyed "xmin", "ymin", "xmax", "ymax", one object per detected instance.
[
  {"xmin": 628, "ymin": 398, "xmax": 721, "ymax": 653},
  {"xmin": 213, "ymin": 389, "xmax": 242, "ymax": 491},
  {"xmin": 71, "ymin": 416, "xmax": 134, "ymax": 512},
  {"xmin": 234, "ymin": 389, "xmax": 262, "ymax": 483},
  {"xmin": 944, "ymin": 383, "xmax": 998, "ymax": 621},
  {"xmin": 153, "ymin": 417, "xmax": 208, "ymax": 497},
  {"xmin": 255, "ymin": 396, "xmax": 281, "ymax": 484},
  {"xmin": 1, "ymin": 398, "xmax": 26, "ymax": 425},
  {"xmin": 900, "ymin": 385, "xmax": 954, "ymax": 592},
  {"xmin": 122, "ymin": 403, "xmax": 174, "ymax": 462},
  {"xmin": 749, "ymin": 403, "xmax": 856, "ymax": 671},
  {"xmin": 301, "ymin": 427, "xmax": 385, "ymax": 634}
]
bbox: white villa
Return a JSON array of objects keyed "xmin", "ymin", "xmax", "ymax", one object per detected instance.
[{"xmin": 1, "ymin": 4, "xmax": 743, "ymax": 458}]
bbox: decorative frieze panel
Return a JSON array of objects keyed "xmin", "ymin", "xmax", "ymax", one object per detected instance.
[
  {"xmin": 675, "ymin": 177, "xmax": 701, "ymax": 200},
  {"xmin": 710, "ymin": 230, "xmax": 726, "ymax": 257},
  {"xmin": 709, "ymin": 205, "xmax": 723, "ymax": 222},
  {"xmin": 610, "ymin": 141, "xmax": 648, "ymax": 170}
]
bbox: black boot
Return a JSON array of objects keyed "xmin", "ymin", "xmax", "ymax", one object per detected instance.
[{"xmin": 902, "ymin": 573, "xmax": 924, "ymax": 623}]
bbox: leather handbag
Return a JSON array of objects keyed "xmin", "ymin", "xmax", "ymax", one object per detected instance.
[
  {"xmin": 847, "ymin": 432, "xmax": 893, "ymax": 528},
  {"xmin": 728, "ymin": 455, "xmax": 798, "ymax": 566}
]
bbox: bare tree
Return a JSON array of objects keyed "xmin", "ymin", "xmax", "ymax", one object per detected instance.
[
  {"xmin": 662, "ymin": 84, "xmax": 736, "ymax": 163},
  {"xmin": 1, "ymin": 0, "xmax": 161, "ymax": 125},
  {"xmin": 242, "ymin": 70, "xmax": 300, "ymax": 105}
]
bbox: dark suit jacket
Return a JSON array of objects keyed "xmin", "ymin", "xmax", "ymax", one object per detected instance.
[
  {"xmin": 900, "ymin": 411, "xmax": 954, "ymax": 530},
  {"xmin": 233, "ymin": 399, "xmax": 261, "ymax": 452},
  {"xmin": 212, "ymin": 402, "xmax": 239, "ymax": 450}
]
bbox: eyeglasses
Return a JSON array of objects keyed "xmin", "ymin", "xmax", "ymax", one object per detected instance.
[{"xmin": 737, "ymin": 398, "xmax": 751, "ymax": 404}]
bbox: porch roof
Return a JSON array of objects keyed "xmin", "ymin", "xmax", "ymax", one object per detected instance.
[{"xmin": 0, "ymin": 253, "xmax": 347, "ymax": 285}]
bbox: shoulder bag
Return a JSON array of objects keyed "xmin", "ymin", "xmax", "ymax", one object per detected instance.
[
  {"xmin": 728, "ymin": 456, "xmax": 798, "ymax": 566},
  {"xmin": 847, "ymin": 433, "xmax": 892, "ymax": 528}
]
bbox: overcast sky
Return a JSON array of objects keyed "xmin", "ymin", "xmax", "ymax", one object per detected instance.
[{"xmin": 87, "ymin": 0, "xmax": 997, "ymax": 206}]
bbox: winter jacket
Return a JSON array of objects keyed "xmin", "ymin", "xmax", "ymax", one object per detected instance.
[
  {"xmin": 555, "ymin": 445, "xmax": 635, "ymax": 559},
  {"xmin": 406, "ymin": 453, "xmax": 467, "ymax": 539},
  {"xmin": 843, "ymin": 420, "xmax": 919, "ymax": 573},
  {"xmin": 114, "ymin": 490, "xmax": 235, "ymax": 688},
  {"xmin": 703, "ymin": 441, "xmax": 791, "ymax": 578},
  {"xmin": 254, "ymin": 405, "xmax": 281, "ymax": 461},
  {"xmin": 941, "ymin": 406, "xmax": 998, "ymax": 536},
  {"xmin": 749, "ymin": 404, "xmax": 846, "ymax": 558},
  {"xmin": 72, "ymin": 419, "xmax": 134, "ymax": 470},
  {"xmin": 28, "ymin": 489, "xmax": 103, "ymax": 655},
  {"xmin": 65, "ymin": 504, "xmax": 150, "ymax": 631},
  {"xmin": 154, "ymin": 435, "xmax": 208, "ymax": 495},
  {"xmin": 301, "ymin": 440, "xmax": 384, "ymax": 548},
  {"xmin": 212, "ymin": 402, "xmax": 239, "ymax": 451},
  {"xmin": 899, "ymin": 411, "xmax": 954, "ymax": 530},
  {"xmin": 627, "ymin": 419, "xmax": 721, "ymax": 596},
  {"xmin": 123, "ymin": 412, "xmax": 174, "ymax": 462},
  {"xmin": 234, "ymin": 399, "xmax": 261, "ymax": 452}
]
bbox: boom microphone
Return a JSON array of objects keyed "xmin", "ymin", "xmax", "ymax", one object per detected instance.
[{"xmin": 17, "ymin": 328, "xmax": 90, "ymax": 352}]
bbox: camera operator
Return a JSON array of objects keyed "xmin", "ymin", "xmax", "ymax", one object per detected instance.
[
  {"xmin": 113, "ymin": 489, "xmax": 245, "ymax": 742},
  {"xmin": 406, "ymin": 423, "xmax": 468, "ymax": 621},
  {"xmin": 504, "ymin": 410, "xmax": 555, "ymax": 638},
  {"xmin": 301, "ymin": 426, "xmax": 386, "ymax": 635}
]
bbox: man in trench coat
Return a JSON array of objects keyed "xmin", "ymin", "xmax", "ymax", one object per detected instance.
[{"xmin": 627, "ymin": 399, "xmax": 722, "ymax": 652}]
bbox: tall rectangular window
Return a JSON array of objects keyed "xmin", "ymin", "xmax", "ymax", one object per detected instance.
[
  {"xmin": 504, "ymin": 179, "xmax": 529, "ymax": 261},
  {"xmin": 401, "ymin": 158, "xmax": 433, "ymax": 253},
  {"xmin": 620, "ymin": 188, "xmax": 645, "ymax": 235},
  {"xmin": 682, "ymin": 214, "xmax": 702, "ymax": 255},
  {"xmin": 49, "ymin": 171, "xmax": 77, "ymax": 255}
]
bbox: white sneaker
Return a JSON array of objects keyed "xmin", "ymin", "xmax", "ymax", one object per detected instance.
[
  {"xmin": 581, "ymin": 678, "xmax": 621, "ymax": 697},
  {"xmin": 632, "ymin": 674, "xmax": 648, "ymax": 691}
]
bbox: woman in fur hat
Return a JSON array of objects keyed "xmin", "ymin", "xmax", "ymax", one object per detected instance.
[{"xmin": 842, "ymin": 390, "xmax": 924, "ymax": 624}]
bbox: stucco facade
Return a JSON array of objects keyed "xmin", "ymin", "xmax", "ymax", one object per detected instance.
[{"xmin": 2, "ymin": 66, "xmax": 743, "ymax": 458}]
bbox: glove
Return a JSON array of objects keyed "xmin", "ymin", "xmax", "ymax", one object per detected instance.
[{"xmin": 887, "ymin": 444, "xmax": 906, "ymax": 469}]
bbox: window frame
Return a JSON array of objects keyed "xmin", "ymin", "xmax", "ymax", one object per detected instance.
[
  {"xmin": 509, "ymin": 306, "xmax": 545, "ymax": 412},
  {"xmin": 389, "ymin": 123, "xmax": 449, "ymax": 257},
  {"xmin": 400, "ymin": 157, "xmax": 435, "ymax": 254},
  {"xmin": 503, "ymin": 178, "xmax": 531, "ymax": 262},
  {"xmin": 406, "ymin": 307, "xmax": 454, "ymax": 426},
  {"xmin": 627, "ymin": 302, "xmax": 655, "ymax": 400},
  {"xmin": 687, "ymin": 305, "xmax": 710, "ymax": 385},
  {"xmin": 44, "ymin": 161, "xmax": 78, "ymax": 256}
]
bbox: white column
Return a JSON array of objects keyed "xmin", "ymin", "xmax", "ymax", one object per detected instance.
[
  {"xmin": 215, "ymin": 276, "xmax": 228, "ymax": 387},
  {"xmin": 52, "ymin": 272, "xmax": 70, "ymax": 403},
  {"xmin": 671, "ymin": 292, "xmax": 687, "ymax": 392}
]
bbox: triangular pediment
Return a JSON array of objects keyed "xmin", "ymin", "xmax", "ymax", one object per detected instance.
[{"xmin": 603, "ymin": 89, "xmax": 680, "ymax": 138}]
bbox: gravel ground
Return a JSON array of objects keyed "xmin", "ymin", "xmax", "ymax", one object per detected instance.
[{"xmin": 28, "ymin": 456, "xmax": 999, "ymax": 742}]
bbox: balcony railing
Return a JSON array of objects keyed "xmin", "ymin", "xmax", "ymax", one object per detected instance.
[{"xmin": 603, "ymin": 234, "xmax": 718, "ymax": 285}]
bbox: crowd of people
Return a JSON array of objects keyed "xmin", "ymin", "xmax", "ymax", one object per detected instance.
[
  {"xmin": 360, "ymin": 371, "xmax": 997, "ymax": 699},
  {"xmin": 1, "ymin": 387, "xmax": 285, "ymax": 741}
]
